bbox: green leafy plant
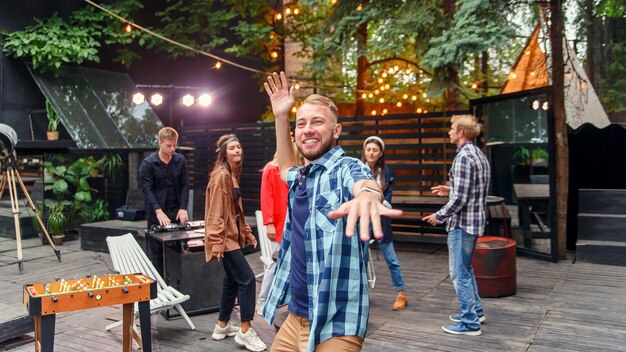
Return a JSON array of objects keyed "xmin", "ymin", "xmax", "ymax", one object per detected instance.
[
  {"xmin": 86, "ymin": 199, "xmax": 110, "ymax": 222},
  {"xmin": 97, "ymin": 153, "xmax": 123, "ymax": 181},
  {"xmin": 513, "ymin": 147, "xmax": 548, "ymax": 166},
  {"xmin": 45, "ymin": 100, "xmax": 60, "ymax": 132},
  {"xmin": 45, "ymin": 199, "xmax": 69, "ymax": 237}
]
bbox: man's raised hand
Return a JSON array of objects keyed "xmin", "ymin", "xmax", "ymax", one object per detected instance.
[{"xmin": 264, "ymin": 71, "xmax": 295, "ymax": 119}]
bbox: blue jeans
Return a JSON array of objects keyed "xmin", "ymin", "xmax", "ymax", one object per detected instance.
[
  {"xmin": 364, "ymin": 241, "xmax": 405, "ymax": 291},
  {"xmin": 447, "ymin": 227, "xmax": 483, "ymax": 329}
]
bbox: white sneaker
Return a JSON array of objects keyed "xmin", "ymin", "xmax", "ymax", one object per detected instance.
[
  {"xmin": 211, "ymin": 323, "xmax": 239, "ymax": 340},
  {"xmin": 256, "ymin": 305, "xmax": 265, "ymax": 317},
  {"xmin": 234, "ymin": 328, "xmax": 267, "ymax": 351}
]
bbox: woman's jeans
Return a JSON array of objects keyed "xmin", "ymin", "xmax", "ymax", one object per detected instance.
[
  {"xmin": 447, "ymin": 227, "xmax": 483, "ymax": 329},
  {"xmin": 364, "ymin": 240, "xmax": 405, "ymax": 291}
]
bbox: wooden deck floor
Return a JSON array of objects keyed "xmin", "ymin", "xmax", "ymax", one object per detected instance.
[{"xmin": 1, "ymin": 236, "xmax": 626, "ymax": 352}]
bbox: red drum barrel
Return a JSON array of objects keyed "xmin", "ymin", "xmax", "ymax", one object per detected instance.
[{"xmin": 471, "ymin": 236, "xmax": 517, "ymax": 298}]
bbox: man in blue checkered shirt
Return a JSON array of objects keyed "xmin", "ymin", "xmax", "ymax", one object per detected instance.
[
  {"xmin": 263, "ymin": 72, "xmax": 403, "ymax": 352},
  {"xmin": 423, "ymin": 114, "xmax": 491, "ymax": 337}
]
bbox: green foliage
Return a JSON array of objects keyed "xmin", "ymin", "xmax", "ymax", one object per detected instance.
[
  {"xmin": 98, "ymin": 153, "xmax": 123, "ymax": 182},
  {"xmin": 600, "ymin": 43, "xmax": 626, "ymax": 113},
  {"xmin": 513, "ymin": 147, "xmax": 548, "ymax": 165},
  {"xmin": 0, "ymin": 0, "xmax": 146, "ymax": 74},
  {"xmin": 44, "ymin": 199, "xmax": 70, "ymax": 237},
  {"xmin": 86, "ymin": 199, "xmax": 111, "ymax": 222},
  {"xmin": 45, "ymin": 100, "xmax": 61, "ymax": 132}
]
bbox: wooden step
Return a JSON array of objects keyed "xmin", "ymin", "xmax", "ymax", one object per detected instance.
[
  {"xmin": 576, "ymin": 240, "xmax": 626, "ymax": 266},
  {"xmin": 577, "ymin": 213, "xmax": 626, "ymax": 242}
]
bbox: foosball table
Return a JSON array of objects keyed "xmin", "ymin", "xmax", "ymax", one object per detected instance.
[{"xmin": 23, "ymin": 273, "xmax": 157, "ymax": 352}]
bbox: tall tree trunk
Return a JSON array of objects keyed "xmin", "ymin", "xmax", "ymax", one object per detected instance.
[
  {"xmin": 550, "ymin": 0, "xmax": 568, "ymax": 260},
  {"xmin": 355, "ymin": 21, "xmax": 368, "ymax": 117},
  {"xmin": 442, "ymin": 0, "xmax": 461, "ymax": 110},
  {"xmin": 481, "ymin": 51, "xmax": 489, "ymax": 97},
  {"xmin": 584, "ymin": 0, "xmax": 595, "ymax": 85}
]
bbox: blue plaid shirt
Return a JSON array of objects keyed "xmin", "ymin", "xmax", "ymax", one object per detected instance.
[
  {"xmin": 263, "ymin": 145, "xmax": 372, "ymax": 351},
  {"xmin": 435, "ymin": 141, "xmax": 491, "ymax": 235}
]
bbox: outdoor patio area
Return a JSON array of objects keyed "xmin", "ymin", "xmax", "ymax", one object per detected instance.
[{"xmin": 1, "ymin": 236, "xmax": 625, "ymax": 352}]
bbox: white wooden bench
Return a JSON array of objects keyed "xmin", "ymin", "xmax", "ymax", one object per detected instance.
[{"xmin": 105, "ymin": 233, "xmax": 196, "ymax": 332}]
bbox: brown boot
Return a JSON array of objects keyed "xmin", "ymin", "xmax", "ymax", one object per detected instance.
[{"xmin": 392, "ymin": 291, "xmax": 407, "ymax": 311}]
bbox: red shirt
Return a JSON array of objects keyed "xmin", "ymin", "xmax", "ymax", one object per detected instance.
[{"xmin": 260, "ymin": 163, "xmax": 289, "ymax": 243}]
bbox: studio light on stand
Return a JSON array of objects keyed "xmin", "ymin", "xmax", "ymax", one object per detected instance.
[{"xmin": 0, "ymin": 124, "xmax": 61, "ymax": 273}]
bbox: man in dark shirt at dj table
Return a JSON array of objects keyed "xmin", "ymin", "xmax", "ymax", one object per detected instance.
[{"xmin": 139, "ymin": 127, "xmax": 189, "ymax": 277}]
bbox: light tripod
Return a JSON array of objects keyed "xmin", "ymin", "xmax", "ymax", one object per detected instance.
[{"xmin": 0, "ymin": 155, "xmax": 61, "ymax": 273}]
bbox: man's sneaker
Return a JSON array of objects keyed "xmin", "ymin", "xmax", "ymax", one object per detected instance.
[
  {"xmin": 234, "ymin": 328, "xmax": 267, "ymax": 351},
  {"xmin": 442, "ymin": 323, "xmax": 481, "ymax": 336},
  {"xmin": 211, "ymin": 323, "xmax": 239, "ymax": 340},
  {"xmin": 449, "ymin": 313, "xmax": 486, "ymax": 323}
]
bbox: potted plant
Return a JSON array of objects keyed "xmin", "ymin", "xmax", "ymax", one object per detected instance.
[
  {"xmin": 86, "ymin": 199, "xmax": 111, "ymax": 223},
  {"xmin": 45, "ymin": 100, "xmax": 61, "ymax": 140},
  {"xmin": 46, "ymin": 200, "xmax": 68, "ymax": 245},
  {"xmin": 98, "ymin": 153, "xmax": 123, "ymax": 182}
]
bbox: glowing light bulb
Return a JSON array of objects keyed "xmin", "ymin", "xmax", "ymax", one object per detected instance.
[
  {"xmin": 396, "ymin": 102, "xmax": 402, "ymax": 107},
  {"xmin": 412, "ymin": 95, "xmax": 417, "ymax": 101},
  {"xmin": 125, "ymin": 24, "xmax": 132, "ymax": 33},
  {"xmin": 416, "ymin": 108, "xmax": 422, "ymax": 113},
  {"xmin": 150, "ymin": 93, "xmax": 163, "ymax": 106},
  {"xmin": 182, "ymin": 94, "xmax": 195, "ymax": 107},
  {"xmin": 361, "ymin": 93, "xmax": 367, "ymax": 99},
  {"xmin": 422, "ymin": 92, "xmax": 427, "ymax": 98},
  {"xmin": 356, "ymin": 4, "xmax": 363, "ymax": 11},
  {"xmin": 276, "ymin": 13, "xmax": 282, "ymax": 20},
  {"xmin": 393, "ymin": 65, "xmax": 399, "ymax": 71},
  {"xmin": 511, "ymin": 72, "xmax": 517, "ymax": 79},
  {"xmin": 426, "ymin": 98, "xmax": 430, "ymax": 103},
  {"xmin": 382, "ymin": 72, "xmax": 388, "ymax": 78},
  {"xmin": 215, "ymin": 62, "xmax": 222, "ymax": 69},
  {"xmin": 375, "ymin": 89, "xmax": 380, "ymax": 95},
  {"xmin": 378, "ymin": 78, "xmax": 384, "ymax": 84},
  {"xmin": 403, "ymin": 94, "xmax": 408, "ymax": 99},
  {"xmin": 198, "ymin": 94, "xmax": 212, "ymax": 107},
  {"xmin": 542, "ymin": 101, "xmax": 549, "ymax": 110},
  {"xmin": 285, "ymin": 8, "xmax": 291, "ymax": 15},
  {"xmin": 293, "ymin": 8, "xmax": 299, "ymax": 15},
  {"xmin": 385, "ymin": 84, "xmax": 390, "ymax": 89},
  {"xmin": 132, "ymin": 92, "xmax": 144, "ymax": 105},
  {"xmin": 382, "ymin": 108, "xmax": 388, "ymax": 115},
  {"xmin": 295, "ymin": 83, "xmax": 300, "ymax": 90},
  {"xmin": 379, "ymin": 98, "xmax": 385, "ymax": 103},
  {"xmin": 291, "ymin": 106, "xmax": 297, "ymax": 113},
  {"xmin": 371, "ymin": 110, "xmax": 377, "ymax": 115},
  {"xmin": 368, "ymin": 93, "xmax": 373, "ymax": 98},
  {"xmin": 471, "ymin": 83, "xmax": 478, "ymax": 89},
  {"xmin": 271, "ymin": 51, "xmax": 279, "ymax": 59}
]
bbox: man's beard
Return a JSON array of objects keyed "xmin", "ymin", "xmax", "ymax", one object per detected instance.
[{"xmin": 298, "ymin": 137, "xmax": 334, "ymax": 162}]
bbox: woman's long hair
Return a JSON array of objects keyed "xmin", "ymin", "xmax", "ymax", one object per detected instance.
[
  {"xmin": 361, "ymin": 137, "xmax": 387, "ymax": 193},
  {"xmin": 210, "ymin": 133, "xmax": 243, "ymax": 182}
]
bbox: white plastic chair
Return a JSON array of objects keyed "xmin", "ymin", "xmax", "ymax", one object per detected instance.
[
  {"xmin": 255, "ymin": 210, "xmax": 275, "ymax": 278},
  {"xmin": 105, "ymin": 233, "xmax": 196, "ymax": 331}
]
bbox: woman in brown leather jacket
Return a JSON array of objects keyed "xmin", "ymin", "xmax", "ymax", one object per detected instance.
[{"xmin": 204, "ymin": 134, "xmax": 266, "ymax": 351}]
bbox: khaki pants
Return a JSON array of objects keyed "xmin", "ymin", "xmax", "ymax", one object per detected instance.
[{"xmin": 270, "ymin": 313, "xmax": 363, "ymax": 352}]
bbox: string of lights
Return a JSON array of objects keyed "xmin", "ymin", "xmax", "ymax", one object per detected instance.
[{"xmin": 82, "ymin": 0, "xmax": 265, "ymax": 74}]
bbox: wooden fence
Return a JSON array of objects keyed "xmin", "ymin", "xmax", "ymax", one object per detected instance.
[{"xmin": 180, "ymin": 111, "xmax": 467, "ymax": 243}]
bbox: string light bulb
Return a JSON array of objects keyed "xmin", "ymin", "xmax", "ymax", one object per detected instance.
[
  {"xmin": 361, "ymin": 93, "xmax": 367, "ymax": 99},
  {"xmin": 385, "ymin": 84, "xmax": 390, "ymax": 89},
  {"xmin": 150, "ymin": 93, "xmax": 163, "ymax": 106},
  {"xmin": 293, "ymin": 8, "xmax": 299, "ymax": 15},
  {"xmin": 375, "ymin": 89, "xmax": 380, "ymax": 95},
  {"xmin": 198, "ymin": 94, "xmax": 212, "ymax": 107},
  {"xmin": 276, "ymin": 13, "xmax": 283, "ymax": 20},
  {"xmin": 382, "ymin": 108, "xmax": 388, "ymax": 115},
  {"xmin": 215, "ymin": 62, "xmax": 222, "ymax": 69},
  {"xmin": 125, "ymin": 23, "xmax": 132, "ymax": 33},
  {"xmin": 382, "ymin": 72, "xmax": 388, "ymax": 78},
  {"xmin": 182, "ymin": 94, "xmax": 195, "ymax": 107},
  {"xmin": 393, "ymin": 65, "xmax": 399, "ymax": 71},
  {"xmin": 331, "ymin": 0, "xmax": 337, "ymax": 4},
  {"xmin": 271, "ymin": 51, "xmax": 279, "ymax": 59},
  {"xmin": 368, "ymin": 93, "xmax": 373, "ymax": 98},
  {"xmin": 403, "ymin": 94, "xmax": 408, "ymax": 99},
  {"xmin": 471, "ymin": 83, "xmax": 478, "ymax": 89},
  {"xmin": 396, "ymin": 102, "xmax": 402, "ymax": 107},
  {"xmin": 412, "ymin": 95, "xmax": 417, "ymax": 101},
  {"xmin": 295, "ymin": 83, "xmax": 300, "ymax": 90},
  {"xmin": 416, "ymin": 107, "xmax": 422, "ymax": 113},
  {"xmin": 371, "ymin": 110, "xmax": 376, "ymax": 115},
  {"xmin": 379, "ymin": 98, "xmax": 385, "ymax": 103},
  {"xmin": 356, "ymin": 3, "xmax": 363, "ymax": 11},
  {"xmin": 291, "ymin": 106, "xmax": 297, "ymax": 113},
  {"xmin": 378, "ymin": 78, "xmax": 384, "ymax": 84},
  {"xmin": 132, "ymin": 92, "xmax": 145, "ymax": 105},
  {"xmin": 422, "ymin": 92, "xmax": 427, "ymax": 98},
  {"xmin": 285, "ymin": 8, "xmax": 291, "ymax": 15}
]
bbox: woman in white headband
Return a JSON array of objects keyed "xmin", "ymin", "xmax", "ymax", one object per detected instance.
[{"xmin": 361, "ymin": 136, "xmax": 408, "ymax": 311}]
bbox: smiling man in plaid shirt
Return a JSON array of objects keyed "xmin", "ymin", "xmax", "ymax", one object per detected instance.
[
  {"xmin": 423, "ymin": 114, "xmax": 491, "ymax": 336},
  {"xmin": 263, "ymin": 72, "xmax": 403, "ymax": 352}
]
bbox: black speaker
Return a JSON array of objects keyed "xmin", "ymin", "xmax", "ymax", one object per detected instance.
[{"xmin": 164, "ymin": 244, "xmax": 225, "ymax": 315}]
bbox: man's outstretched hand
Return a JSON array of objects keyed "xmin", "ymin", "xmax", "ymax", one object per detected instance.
[
  {"xmin": 264, "ymin": 71, "xmax": 295, "ymax": 119},
  {"xmin": 328, "ymin": 192, "xmax": 403, "ymax": 242}
]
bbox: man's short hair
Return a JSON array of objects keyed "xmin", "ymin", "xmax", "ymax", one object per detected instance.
[
  {"xmin": 301, "ymin": 94, "xmax": 339, "ymax": 121},
  {"xmin": 451, "ymin": 114, "xmax": 482, "ymax": 140},
  {"xmin": 158, "ymin": 127, "xmax": 178, "ymax": 141}
]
